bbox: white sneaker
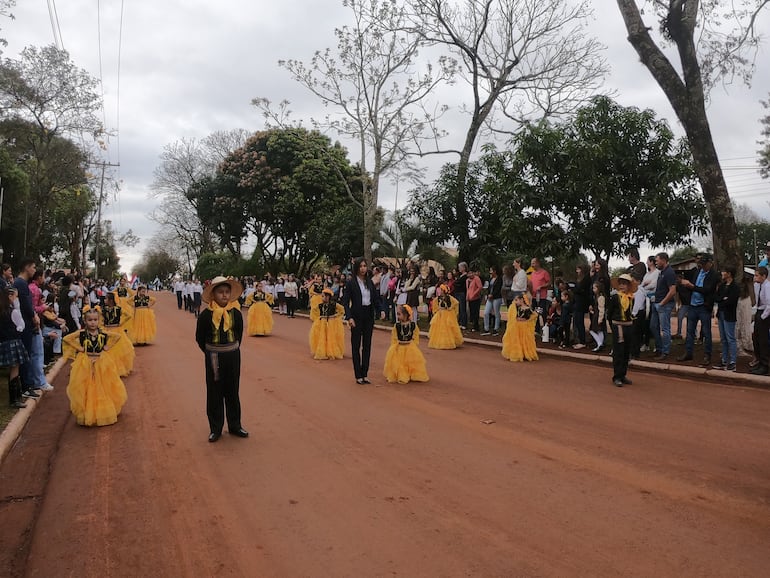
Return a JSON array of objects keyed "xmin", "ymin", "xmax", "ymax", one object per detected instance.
[
  {"xmin": 640, "ymin": 345, "xmax": 649, "ymax": 352},
  {"xmin": 38, "ymin": 383, "xmax": 54, "ymax": 391}
]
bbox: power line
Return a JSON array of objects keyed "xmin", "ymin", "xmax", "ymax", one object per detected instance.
[
  {"xmin": 46, "ymin": 0, "xmax": 63, "ymax": 49},
  {"xmin": 97, "ymin": 0, "xmax": 107, "ymax": 132},
  {"xmin": 116, "ymin": 0, "xmax": 125, "ymax": 165}
]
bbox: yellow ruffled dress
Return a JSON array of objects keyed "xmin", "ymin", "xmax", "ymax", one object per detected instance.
[
  {"xmin": 428, "ymin": 295, "xmax": 464, "ymax": 349},
  {"xmin": 130, "ymin": 294, "xmax": 156, "ymax": 345},
  {"xmin": 114, "ymin": 286, "xmax": 135, "ymax": 317},
  {"xmin": 309, "ymin": 301, "xmax": 345, "ymax": 360},
  {"xmin": 101, "ymin": 305, "xmax": 135, "ymax": 376},
  {"xmin": 63, "ymin": 329, "xmax": 128, "ymax": 426},
  {"xmin": 501, "ymin": 305, "xmax": 539, "ymax": 362},
  {"xmin": 309, "ymin": 284, "xmax": 324, "ymax": 312},
  {"xmin": 246, "ymin": 291, "xmax": 274, "ymax": 336},
  {"xmin": 383, "ymin": 322, "xmax": 429, "ymax": 384}
]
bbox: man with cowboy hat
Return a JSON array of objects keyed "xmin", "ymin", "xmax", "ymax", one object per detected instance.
[{"xmin": 195, "ymin": 276, "xmax": 248, "ymax": 442}]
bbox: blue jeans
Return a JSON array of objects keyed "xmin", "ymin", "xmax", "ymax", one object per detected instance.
[
  {"xmin": 651, "ymin": 301, "xmax": 675, "ymax": 355},
  {"xmin": 483, "ymin": 297, "xmax": 503, "ymax": 332},
  {"xmin": 717, "ymin": 312, "xmax": 737, "ymax": 365},
  {"xmin": 29, "ymin": 330, "xmax": 48, "ymax": 386},
  {"xmin": 685, "ymin": 304, "xmax": 712, "ymax": 357}
]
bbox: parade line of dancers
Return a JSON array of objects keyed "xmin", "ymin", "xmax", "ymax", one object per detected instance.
[{"xmin": 15, "ymin": 269, "xmax": 543, "ymax": 440}]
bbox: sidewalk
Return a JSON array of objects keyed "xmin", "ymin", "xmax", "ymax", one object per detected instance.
[{"xmin": 0, "ymin": 356, "xmax": 68, "ymax": 467}]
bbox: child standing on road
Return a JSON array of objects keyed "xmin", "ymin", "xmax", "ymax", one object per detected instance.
[
  {"xmin": 195, "ymin": 277, "xmax": 248, "ymax": 443},
  {"xmin": 309, "ymin": 288, "xmax": 346, "ymax": 360},
  {"xmin": 502, "ymin": 293, "xmax": 539, "ymax": 362},
  {"xmin": 245, "ymin": 281, "xmax": 274, "ymax": 336},
  {"xmin": 62, "ymin": 308, "xmax": 128, "ymax": 426},
  {"xmin": 383, "ymin": 305, "xmax": 429, "ymax": 384},
  {"xmin": 101, "ymin": 292, "xmax": 135, "ymax": 376},
  {"xmin": 131, "ymin": 286, "xmax": 157, "ymax": 345},
  {"xmin": 607, "ymin": 274, "xmax": 636, "ymax": 387},
  {"xmin": 428, "ymin": 284, "xmax": 463, "ymax": 350}
]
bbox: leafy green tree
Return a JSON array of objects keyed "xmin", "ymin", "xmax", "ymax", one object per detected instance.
[
  {"xmin": 133, "ymin": 248, "xmax": 181, "ymax": 285},
  {"xmin": 50, "ymin": 184, "xmax": 95, "ymax": 270},
  {"xmin": 499, "ymin": 96, "xmax": 708, "ymax": 259},
  {"xmin": 409, "ymin": 0, "xmax": 606, "ymax": 261},
  {"xmin": 88, "ymin": 220, "xmax": 121, "ymax": 280},
  {"xmin": 0, "ymin": 146, "xmax": 29, "ymax": 263},
  {"xmin": 615, "ymin": 1, "xmax": 769, "ymax": 269},
  {"xmin": 215, "ymin": 127, "xmax": 363, "ymax": 276},
  {"xmin": 268, "ymin": 0, "xmax": 453, "ymax": 263}
]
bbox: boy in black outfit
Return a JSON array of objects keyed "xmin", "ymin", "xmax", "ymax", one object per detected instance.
[{"xmin": 195, "ymin": 276, "xmax": 248, "ymax": 443}]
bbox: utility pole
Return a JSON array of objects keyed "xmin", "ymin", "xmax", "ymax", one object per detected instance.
[{"xmin": 93, "ymin": 161, "xmax": 120, "ymax": 279}]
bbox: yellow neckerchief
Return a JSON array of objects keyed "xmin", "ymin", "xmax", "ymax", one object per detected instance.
[
  {"xmin": 210, "ymin": 300, "xmax": 241, "ymax": 332},
  {"xmin": 618, "ymin": 290, "xmax": 634, "ymax": 314}
]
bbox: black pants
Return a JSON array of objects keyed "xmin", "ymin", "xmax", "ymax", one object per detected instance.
[
  {"xmin": 193, "ymin": 293, "xmax": 202, "ymax": 317},
  {"xmin": 205, "ymin": 349, "xmax": 242, "ymax": 434},
  {"xmin": 176, "ymin": 291, "xmax": 183, "ymax": 309},
  {"xmin": 752, "ymin": 313, "xmax": 770, "ymax": 367},
  {"xmin": 631, "ymin": 310, "xmax": 646, "ymax": 357},
  {"xmin": 612, "ymin": 324, "xmax": 632, "ymax": 380},
  {"xmin": 350, "ymin": 307, "xmax": 374, "ymax": 379},
  {"xmin": 286, "ymin": 296, "xmax": 297, "ymax": 317},
  {"xmin": 468, "ymin": 299, "xmax": 481, "ymax": 331}
]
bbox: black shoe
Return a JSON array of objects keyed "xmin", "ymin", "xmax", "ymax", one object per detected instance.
[
  {"xmin": 208, "ymin": 432, "xmax": 221, "ymax": 443},
  {"xmin": 230, "ymin": 428, "xmax": 249, "ymax": 438},
  {"xmin": 749, "ymin": 365, "xmax": 769, "ymax": 375},
  {"xmin": 676, "ymin": 354, "xmax": 693, "ymax": 362},
  {"xmin": 653, "ymin": 353, "xmax": 668, "ymax": 361},
  {"xmin": 10, "ymin": 399, "xmax": 27, "ymax": 409},
  {"xmin": 725, "ymin": 363, "xmax": 736, "ymax": 372},
  {"xmin": 22, "ymin": 389, "xmax": 40, "ymax": 399},
  {"xmin": 613, "ymin": 378, "xmax": 624, "ymax": 387},
  {"xmin": 712, "ymin": 361, "xmax": 726, "ymax": 370},
  {"xmin": 356, "ymin": 378, "xmax": 365, "ymax": 385},
  {"xmin": 592, "ymin": 345, "xmax": 604, "ymax": 353},
  {"xmin": 621, "ymin": 377, "xmax": 632, "ymax": 385},
  {"xmin": 362, "ymin": 377, "xmax": 371, "ymax": 384}
]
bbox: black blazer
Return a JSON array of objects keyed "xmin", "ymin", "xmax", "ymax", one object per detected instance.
[{"xmin": 343, "ymin": 276, "xmax": 380, "ymax": 323}]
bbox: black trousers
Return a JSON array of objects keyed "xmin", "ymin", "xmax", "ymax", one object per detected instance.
[
  {"xmin": 205, "ymin": 349, "xmax": 242, "ymax": 434},
  {"xmin": 752, "ymin": 313, "xmax": 770, "ymax": 367},
  {"xmin": 286, "ymin": 296, "xmax": 297, "ymax": 317},
  {"xmin": 612, "ymin": 324, "xmax": 632, "ymax": 380},
  {"xmin": 350, "ymin": 307, "xmax": 374, "ymax": 379},
  {"xmin": 176, "ymin": 291, "xmax": 183, "ymax": 309}
]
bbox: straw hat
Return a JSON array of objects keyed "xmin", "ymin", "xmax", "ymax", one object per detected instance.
[
  {"xmin": 322, "ymin": 288, "xmax": 334, "ymax": 296},
  {"xmin": 202, "ymin": 276, "xmax": 244, "ymax": 304}
]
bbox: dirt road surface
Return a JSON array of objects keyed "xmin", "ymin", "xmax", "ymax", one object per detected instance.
[{"xmin": 1, "ymin": 293, "xmax": 769, "ymax": 577}]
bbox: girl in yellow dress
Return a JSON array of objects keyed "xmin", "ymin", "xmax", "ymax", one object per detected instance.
[
  {"xmin": 114, "ymin": 277, "xmax": 136, "ymax": 316},
  {"xmin": 501, "ymin": 293, "xmax": 539, "ymax": 362},
  {"xmin": 130, "ymin": 286, "xmax": 157, "ymax": 345},
  {"xmin": 308, "ymin": 279, "xmax": 325, "ymax": 312},
  {"xmin": 309, "ymin": 288, "xmax": 345, "ymax": 360},
  {"xmin": 245, "ymin": 282, "xmax": 274, "ymax": 336},
  {"xmin": 62, "ymin": 308, "xmax": 128, "ymax": 426},
  {"xmin": 383, "ymin": 305, "xmax": 429, "ymax": 384},
  {"xmin": 428, "ymin": 284, "xmax": 463, "ymax": 349},
  {"xmin": 100, "ymin": 292, "xmax": 135, "ymax": 375}
]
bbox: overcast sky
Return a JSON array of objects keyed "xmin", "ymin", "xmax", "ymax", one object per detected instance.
[{"xmin": 2, "ymin": 0, "xmax": 770, "ymax": 272}]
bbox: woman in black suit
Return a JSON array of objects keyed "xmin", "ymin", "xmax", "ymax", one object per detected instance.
[{"xmin": 343, "ymin": 258, "xmax": 383, "ymax": 384}]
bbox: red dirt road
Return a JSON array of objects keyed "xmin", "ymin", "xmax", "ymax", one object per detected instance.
[{"xmin": 2, "ymin": 293, "xmax": 770, "ymax": 577}]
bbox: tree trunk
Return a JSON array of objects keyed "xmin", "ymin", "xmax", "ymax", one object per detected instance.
[{"xmin": 615, "ymin": 0, "xmax": 742, "ymax": 271}]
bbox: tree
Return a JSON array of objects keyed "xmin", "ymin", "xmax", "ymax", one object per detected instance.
[
  {"xmin": 50, "ymin": 184, "xmax": 96, "ymax": 270},
  {"xmin": 0, "ymin": 45, "xmax": 101, "ymax": 260},
  {"xmin": 759, "ymin": 92, "xmax": 770, "ymax": 178},
  {"xmin": 408, "ymin": 158, "xmax": 518, "ymax": 263},
  {"xmin": 270, "ymin": 0, "xmax": 454, "ymax": 263},
  {"xmin": 88, "ymin": 220, "xmax": 121, "ymax": 280},
  {"xmin": 0, "ymin": 145, "xmax": 28, "ymax": 263},
  {"xmin": 150, "ymin": 130, "xmax": 250, "ymax": 264},
  {"xmin": 216, "ymin": 127, "xmax": 364, "ymax": 276},
  {"xmin": 133, "ymin": 245, "xmax": 182, "ymax": 285},
  {"xmin": 615, "ymin": 1, "xmax": 770, "ymax": 269},
  {"xmin": 498, "ymin": 96, "xmax": 709, "ymax": 259},
  {"xmin": 409, "ymin": 0, "xmax": 607, "ymax": 260}
]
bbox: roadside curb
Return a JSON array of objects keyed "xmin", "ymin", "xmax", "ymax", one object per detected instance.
[
  {"xmin": 0, "ymin": 356, "xmax": 68, "ymax": 467},
  {"xmin": 295, "ymin": 310, "xmax": 769, "ymax": 387},
  {"xmin": 460, "ymin": 335, "xmax": 769, "ymax": 387}
]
